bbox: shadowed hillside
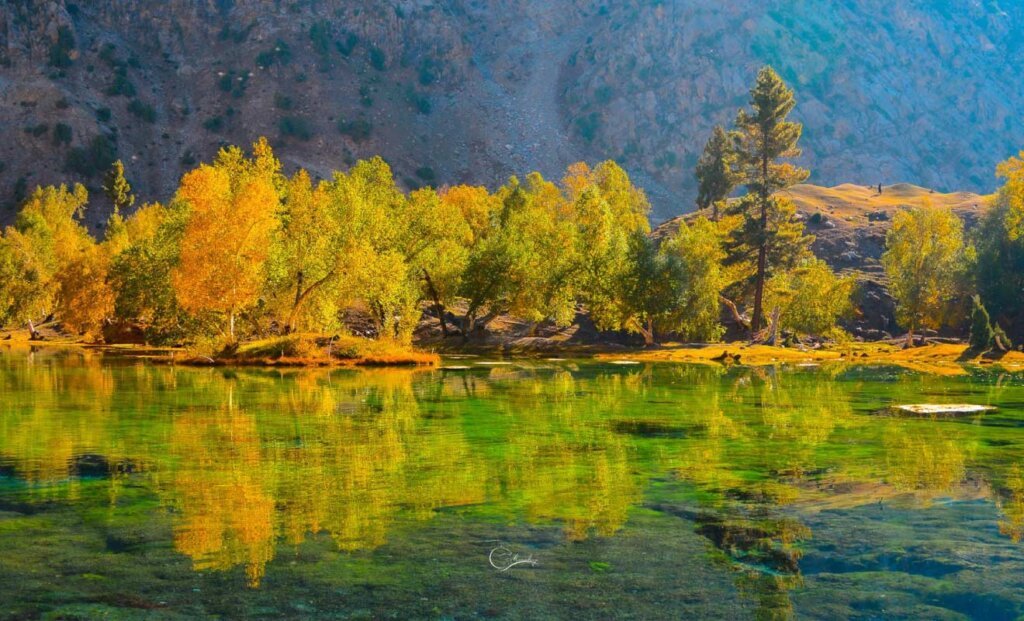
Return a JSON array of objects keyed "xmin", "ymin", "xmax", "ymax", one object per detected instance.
[{"xmin": 2, "ymin": 0, "xmax": 1024, "ymax": 224}]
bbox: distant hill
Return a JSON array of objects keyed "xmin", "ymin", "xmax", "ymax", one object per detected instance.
[{"xmin": 2, "ymin": 0, "xmax": 1023, "ymax": 224}]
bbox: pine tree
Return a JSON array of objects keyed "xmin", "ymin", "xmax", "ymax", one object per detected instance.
[
  {"xmin": 695, "ymin": 126, "xmax": 739, "ymax": 220},
  {"xmin": 731, "ymin": 67, "xmax": 809, "ymax": 332},
  {"xmin": 102, "ymin": 160, "xmax": 135, "ymax": 217},
  {"xmin": 969, "ymin": 295, "xmax": 994, "ymax": 351}
]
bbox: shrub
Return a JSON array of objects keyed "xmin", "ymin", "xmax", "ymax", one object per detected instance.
[
  {"xmin": 128, "ymin": 99, "xmax": 156, "ymax": 123},
  {"xmin": 257, "ymin": 39, "xmax": 292, "ymax": 68},
  {"xmin": 336, "ymin": 32, "xmax": 358, "ymax": 57},
  {"xmin": 418, "ymin": 57, "xmax": 440, "ymax": 85},
  {"xmin": 48, "ymin": 26, "xmax": 75, "ymax": 68},
  {"xmin": 96, "ymin": 107, "xmax": 112, "ymax": 122},
  {"xmin": 107, "ymin": 68, "xmax": 136, "ymax": 97},
  {"xmin": 415, "ymin": 166, "xmax": 436, "ymax": 183},
  {"xmin": 65, "ymin": 134, "xmax": 117, "ymax": 177},
  {"xmin": 99, "ymin": 43, "xmax": 118, "ymax": 66},
  {"xmin": 203, "ymin": 116, "xmax": 224, "ymax": 132},
  {"xmin": 337, "ymin": 118, "xmax": 372, "ymax": 142},
  {"xmin": 368, "ymin": 45, "xmax": 386, "ymax": 70},
  {"xmin": 279, "ymin": 116, "xmax": 313, "ymax": 141},
  {"xmin": 406, "ymin": 89, "xmax": 431, "ymax": 114},
  {"xmin": 575, "ymin": 112, "xmax": 600, "ymax": 142},
  {"xmin": 274, "ymin": 93, "xmax": 294, "ymax": 110},
  {"xmin": 53, "ymin": 123, "xmax": 73, "ymax": 146},
  {"xmin": 309, "ymin": 20, "xmax": 332, "ymax": 57},
  {"xmin": 969, "ymin": 295, "xmax": 994, "ymax": 351},
  {"xmin": 24, "ymin": 123, "xmax": 49, "ymax": 137},
  {"xmin": 12, "ymin": 177, "xmax": 28, "ymax": 208},
  {"xmin": 255, "ymin": 50, "xmax": 276, "ymax": 68}
]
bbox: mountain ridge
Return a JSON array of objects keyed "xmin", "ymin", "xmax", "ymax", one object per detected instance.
[{"xmin": 2, "ymin": 0, "xmax": 1023, "ymax": 223}]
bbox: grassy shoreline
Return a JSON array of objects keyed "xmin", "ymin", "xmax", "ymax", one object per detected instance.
[
  {"xmin": 597, "ymin": 342, "xmax": 1024, "ymax": 374},
  {"xmin": 4, "ymin": 327, "xmax": 1023, "ymax": 373}
]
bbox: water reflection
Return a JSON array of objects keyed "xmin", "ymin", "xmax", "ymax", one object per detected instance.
[{"xmin": 0, "ymin": 350, "xmax": 1023, "ymax": 604}]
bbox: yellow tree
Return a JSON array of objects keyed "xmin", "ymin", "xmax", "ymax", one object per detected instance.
[
  {"xmin": 763, "ymin": 259, "xmax": 855, "ymax": 342},
  {"xmin": 0, "ymin": 184, "xmax": 114, "ymax": 337},
  {"xmin": 54, "ymin": 244, "xmax": 115, "ymax": 337},
  {"xmin": 268, "ymin": 169, "xmax": 344, "ymax": 333},
  {"xmin": 406, "ymin": 187, "xmax": 474, "ymax": 337},
  {"xmin": 997, "ymin": 153, "xmax": 1024, "ymax": 241},
  {"xmin": 566, "ymin": 161, "xmax": 651, "ymax": 333},
  {"xmin": 882, "ymin": 204, "xmax": 967, "ymax": 347},
  {"xmin": 172, "ymin": 140, "xmax": 281, "ymax": 339}
]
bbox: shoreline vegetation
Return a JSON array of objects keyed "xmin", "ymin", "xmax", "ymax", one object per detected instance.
[
  {"xmin": 4, "ymin": 325, "xmax": 1024, "ymax": 375},
  {"xmin": 1, "ymin": 67, "xmax": 1023, "ymax": 368}
]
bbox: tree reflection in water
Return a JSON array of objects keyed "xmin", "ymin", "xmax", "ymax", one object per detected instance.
[{"xmin": 0, "ymin": 349, "xmax": 1021, "ymax": 609}]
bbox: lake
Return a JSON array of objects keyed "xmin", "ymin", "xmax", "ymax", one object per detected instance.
[{"xmin": 1, "ymin": 348, "xmax": 1023, "ymax": 619}]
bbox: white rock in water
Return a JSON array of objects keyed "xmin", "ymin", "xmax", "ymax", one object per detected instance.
[
  {"xmin": 475, "ymin": 361, "xmax": 513, "ymax": 366},
  {"xmin": 890, "ymin": 404, "xmax": 996, "ymax": 416},
  {"xmin": 610, "ymin": 360, "xmax": 640, "ymax": 365},
  {"xmin": 440, "ymin": 365, "xmax": 472, "ymax": 370}
]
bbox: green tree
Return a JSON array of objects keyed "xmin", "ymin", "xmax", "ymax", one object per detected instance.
[
  {"xmin": 975, "ymin": 154, "xmax": 1024, "ymax": 340},
  {"xmin": 616, "ymin": 232, "xmax": 680, "ymax": 346},
  {"xmin": 267, "ymin": 170, "xmax": 344, "ymax": 333},
  {"xmin": 882, "ymin": 205, "xmax": 967, "ymax": 347},
  {"xmin": 458, "ymin": 173, "xmax": 579, "ymax": 337},
  {"xmin": 102, "ymin": 159, "xmax": 135, "ymax": 216},
  {"xmin": 108, "ymin": 202, "xmax": 195, "ymax": 344},
  {"xmin": 763, "ymin": 259, "xmax": 855, "ymax": 342},
  {"xmin": 723, "ymin": 194, "xmax": 813, "ymax": 330},
  {"xmin": 425, "ymin": 185, "xmax": 498, "ymax": 336},
  {"xmin": 695, "ymin": 126, "xmax": 740, "ymax": 220},
  {"xmin": 969, "ymin": 295, "xmax": 994, "ymax": 351},
  {"xmin": 659, "ymin": 216, "xmax": 728, "ymax": 342},
  {"xmin": 730, "ymin": 66, "xmax": 810, "ymax": 332},
  {"xmin": 0, "ymin": 184, "xmax": 94, "ymax": 335},
  {"xmin": 568, "ymin": 161, "xmax": 651, "ymax": 334}
]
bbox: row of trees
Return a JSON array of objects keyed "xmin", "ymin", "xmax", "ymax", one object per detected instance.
[
  {"xmin": 0, "ymin": 145, "xmax": 744, "ymax": 347},
  {"xmin": 882, "ymin": 150, "xmax": 1024, "ymax": 350},
  {"xmin": 691, "ymin": 68, "xmax": 1024, "ymax": 350},
  {"xmin": 0, "ymin": 67, "xmax": 858, "ymax": 348}
]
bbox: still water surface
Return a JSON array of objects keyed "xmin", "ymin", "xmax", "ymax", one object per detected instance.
[{"xmin": 1, "ymin": 349, "xmax": 1024, "ymax": 619}]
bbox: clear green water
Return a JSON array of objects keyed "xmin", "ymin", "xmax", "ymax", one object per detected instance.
[{"xmin": 1, "ymin": 350, "xmax": 1024, "ymax": 620}]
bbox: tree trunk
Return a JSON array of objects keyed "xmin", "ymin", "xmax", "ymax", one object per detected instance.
[
  {"xmin": 751, "ymin": 196, "xmax": 769, "ymax": 333},
  {"xmin": 27, "ymin": 319, "xmax": 41, "ymax": 341},
  {"xmin": 229, "ymin": 312, "xmax": 235, "ymax": 340},
  {"xmin": 767, "ymin": 306, "xmax": 781, "ymax": 346},
  {"xmin": 905, "ymin": 326, "xmax": 915, "ymax": 349},
  {"xmin": 630, "ymin": 317, "xmax": 656, "ymax": 346},
  {"xmin": 422, "ymin": 269, "xmax": 449, "ymax": 337},
  {"xmin": 285, "ymin": 271, "xmax": 335, "ymax": 334},
  {"xmin": 286, "ymin": 271, "xmax": 305, "ymax": 334},
  {"xmin": 719, "ymin": 295, "xmax": 750, "ymax": 330}
]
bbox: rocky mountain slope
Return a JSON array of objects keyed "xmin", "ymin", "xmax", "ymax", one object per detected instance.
[{"xmin": 2, "ymin": 0, "xmax": 1023, "ymax": 226}]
